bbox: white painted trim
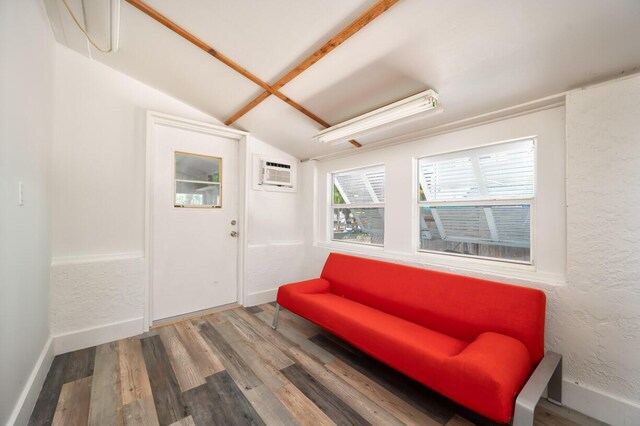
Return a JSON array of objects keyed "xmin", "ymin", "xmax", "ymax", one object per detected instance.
[
  {"xmin": 238, "ymin": 133, "xmax": 250, "ymax": 308},
  {"xmin": 245, "ymin": 288, "xmax": 278, "ymax": 307},
  {"xmin": 6, "ymin": 336, "xmax": 54, "ymax": 426},
  {"xmin": 52, "ymin": 317, "xmax": 144, "ymax": 355},
  {"xmin": 51, "ymin": 251, "xmax": 144, "ymax": 266},
  {"xmin": 315, "ymin": 241, "xmax": 566, "ymax": 287},
  {"xmin": 145, "ymin": 111, "xmax": 249, "ymax": 330},
  {"xmin": 247, "ymin": 241, "xmax": 305, "ymax": 249},
  {"xmin": 563, "ymin": 379, "xmax": 640, "ymax": 426}
]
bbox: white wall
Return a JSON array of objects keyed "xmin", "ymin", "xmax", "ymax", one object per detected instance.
[
  {"xmin": 50, "ymin": 45, "xmax": 308, "ymax": 341},
  {"xmin": 561, "ymin": 74, "xmax": 640, "ymax": 425},
  {"xmin": 244, "ymin": 138, "xmax": 305, "ymax": 305},
  {"xmin": 50, "ymin": 45, "xmax": 220, "ymax": 340},
  {"xmin": 0, "ymin": 1, "xmax": 55, "ymax": 424},
  {"xmin": 52, "ymin": 45, "xmax": 219, "ymax": 259},
  {"xmin": 309, "ymin": 106, "xmax": 567, "ymax": 284}
]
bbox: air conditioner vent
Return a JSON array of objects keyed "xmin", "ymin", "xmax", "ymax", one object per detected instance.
[{"xmin": 261, "ymin": 159, "xmax": 294, "ymax": 187}]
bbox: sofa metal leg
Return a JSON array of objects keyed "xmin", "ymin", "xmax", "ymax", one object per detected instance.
[
  {"xmin": 513, "ymin": 351, "xmax": 562, "ymax": 426},
  {"xmin": 547, "ymin": 353, "xmax": 563, "ymax": 406},
  {"xmin": 272, "ymin": 303, "xmax": 281, "ymax": 330}
]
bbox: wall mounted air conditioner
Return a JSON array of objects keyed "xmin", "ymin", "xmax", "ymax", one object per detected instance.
[{"xmin": 260, "ymin": 160, "xmax": 294, "ymax": 188}]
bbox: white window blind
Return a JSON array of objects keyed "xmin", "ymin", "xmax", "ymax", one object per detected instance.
[
  {"xmin": 334, "ymin": 167, "xmax": 385, "ymax": 204},
  {"xmin": 332, "ymin": 165, "xmax": 385, "ymax": 246},
  {"xmin": 418, "ymin": 139, "xmax": 535, "ymax": 263}
]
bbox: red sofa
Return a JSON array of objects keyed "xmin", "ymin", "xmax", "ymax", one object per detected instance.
[{"xmin": 275, "ymin": 253, "xmax": 551, "ymax": 423}]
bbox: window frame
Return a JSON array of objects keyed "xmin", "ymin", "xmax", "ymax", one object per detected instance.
[
  {"xmin": 415, "ymin": 138, "xmax": 536, "ymax": 265},
  {"xmin": 173, "ymin": 151, "xmax": 223, "ymax": 209},
  {"xmin": 329, "ymin": 164, "xmax": 386, "ymax": 247}
]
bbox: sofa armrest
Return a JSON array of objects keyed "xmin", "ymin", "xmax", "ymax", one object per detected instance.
[
  {"xmin": 273, "ymin": 278, "xmax": 330, "ymax": 330},
  {"xmin": 276, "ymin": 278, "xmax": 331, "ymax": 308},
  {"xmin": 513, "ymin": 351, "xmax": 562, "ymax": 426},
  {"xmin": 448, "ymin": 332, "xmax": 532, "ymax": 422},
  {"xmin": 278, "ymin": 278, "xmax": 331, "ymax": 295}
]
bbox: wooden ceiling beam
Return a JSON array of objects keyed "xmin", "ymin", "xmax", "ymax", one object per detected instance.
[
  {"xmin": 224, "ymin": 0, "xmax": 400, "ymax": 126},
  {"xmin": 125, "ymin": 0, "xmax": 373, "ymax": 148},
  {"xmin": 126, "ymin": 0, "xmax": 272, "ymax": 92},
  {"xmin": 125, "ymin": 0, "xmax": 329, "ymax": 126}
]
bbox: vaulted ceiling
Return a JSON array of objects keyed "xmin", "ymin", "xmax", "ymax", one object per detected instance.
[{"xmin": 46, "ymin": 0, "xmax": 640, "ymax": 159}]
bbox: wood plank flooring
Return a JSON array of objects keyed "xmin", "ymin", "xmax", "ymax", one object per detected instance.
[{"xmin": 29, "ymin": 304, "xmax": 606, "ymax": 426}]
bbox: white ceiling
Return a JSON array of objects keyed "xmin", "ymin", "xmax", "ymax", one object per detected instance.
[{"xmin": 46, "ymin": 0, "xmax": 640, "ymax": 159}]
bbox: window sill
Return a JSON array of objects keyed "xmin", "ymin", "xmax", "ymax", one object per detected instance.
[{"xmin": 315, "ymin": 241, "xmax": 566, "ymax": 287}]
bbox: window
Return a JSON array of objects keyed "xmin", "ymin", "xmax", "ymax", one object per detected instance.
[
  {"xmin": 331, "ymin": 165, "xmax": 385, "ymax": 246},
  {"xmin": 417, "ymin": 139, "xmax": 535, "ymax": 263},
  {"xmin": 174, "ymin": 152, "xmax": 222, "ymax": 208}
]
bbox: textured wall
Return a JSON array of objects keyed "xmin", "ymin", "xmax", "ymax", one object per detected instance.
[
  {"xmin": 50, "ymin": 256, "xmax": 145, "ymax": 335},
  {"xmin": 246, "ymin": 243, "xmax": 307, "ymax": 294},
  {"xmin": 564, "ymin": 74, "xmax": 640, "ymax": 404}
]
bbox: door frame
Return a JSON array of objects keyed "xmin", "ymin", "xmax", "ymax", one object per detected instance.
[{"xmin": 144, "ymin": 111, "xmax": 249, "ymax": 330}]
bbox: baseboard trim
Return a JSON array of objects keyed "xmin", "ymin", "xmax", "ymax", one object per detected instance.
[
  {"xmin": 52, "ymin": 317, "xmax": 144, "ymax": 355},
  {"xmin": 151, "ymin": 303, "xmax": 240, "ymax": 329},
  {"xmin": 563, "ymin": 379, "xmax": 640, "ymax": 426},
  {"xmin": 7, "ymin": 336, "xmax": 54, "ymax": 426},
  {"xmin": 245, "ymin": 288, "xmax": 278, "ymax": 307}
]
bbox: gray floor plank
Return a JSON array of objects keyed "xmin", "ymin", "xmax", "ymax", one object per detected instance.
[
  {"xmin": 309, "ymin": 333, "xmax": 471, "ymax": 425},
  {"xmin": 140, "ymin": 335, "xmax": 188, "ymax": 426},
  {"xmin": 255, "ymin": 310, "xmax": 336, "ymax": 364},
  {"xmin": 244, "ymin": 384, "xmax": 301, "ymax": 426},
  {"xmin": 211, "ymin": 319, "xmax": 288, "ymax": 391},
  {"xmin": 245, "ymin": 306, "xmax": 263, "ymax": 314},
  {"xmin": 63, "ymin": 347, "xmax": 96, "ymax": 383},
  {"xmin": 281, "ymin": 364, "xmax": 371, "ymax": 426},
  {"xmin": 183, "ymin": 371, "xmax": 265, "ymax": 426},
  {"xmin": 222, "ymin": 310, "xmax": 294, "ymax": 370},
  {"xmin": 89, "ymin": 341, "xmax": 123, "ymax": 426},
  {"xmin": 193, "ymin": 317, "xmax": 263, "ymax": 391},
  {"xmin": 28, "ymin": 355, "xmax": 68, "ymax": 426}
]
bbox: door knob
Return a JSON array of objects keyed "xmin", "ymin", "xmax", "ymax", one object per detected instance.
[{"xmin": 230, "ymin": 231, "xmax": 238, "ymax": 237}]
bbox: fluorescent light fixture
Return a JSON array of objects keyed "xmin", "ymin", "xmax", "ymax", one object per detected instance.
[
  {"xmin": 314, "ymin": 89, "xmax": 440, "ymax": 145},
  {"xmin": 110, "ymin": 0, "xmax": 121, "ymax": 53}
]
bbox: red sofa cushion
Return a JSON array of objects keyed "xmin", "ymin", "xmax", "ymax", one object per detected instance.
[
  {"xmin": 320, "ymin": 253, "xmax": 546, "ymax": 366},
  {"xmin": 277, "ymin": 283, "xmax": 532, "ymax": 422}
]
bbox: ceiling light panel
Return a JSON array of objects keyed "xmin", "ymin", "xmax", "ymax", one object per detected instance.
[{"xmin": 314, "ymin": 90, "xmax": 440, "ymax": 145}]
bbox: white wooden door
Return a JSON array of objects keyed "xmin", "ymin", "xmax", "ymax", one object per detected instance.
[{"xmin": 151, "ymin": 121, "xmax": 238, "ymax": 321}]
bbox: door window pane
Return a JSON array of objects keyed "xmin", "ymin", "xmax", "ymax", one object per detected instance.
[{"xmin": 174, "ymin": 152, "xmax": 221, "ymax": 207}]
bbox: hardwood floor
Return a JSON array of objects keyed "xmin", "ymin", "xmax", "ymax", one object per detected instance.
[{"xmin": 29, "ymin": 304, "xmax": 606, "ymax": 426}]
